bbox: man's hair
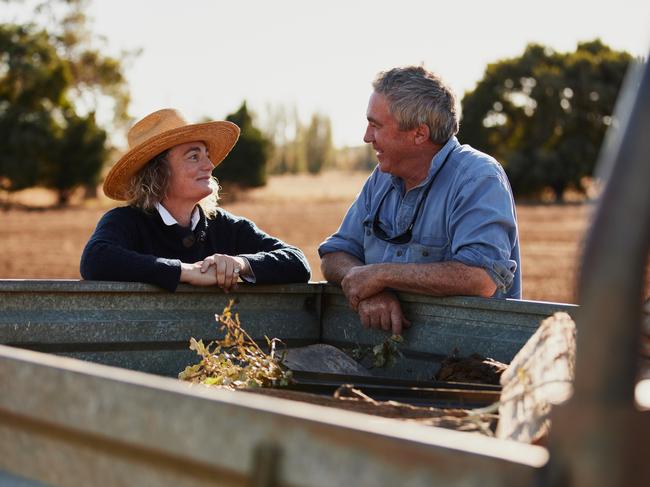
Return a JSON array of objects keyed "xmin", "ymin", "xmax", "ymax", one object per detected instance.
[
  {"xmin": 126, "ymin": 149, "xmax": 220, "ymax": 218},
  {"xmin": 372, "ymin": 66, "xmax": 459, "ymax": 144}
]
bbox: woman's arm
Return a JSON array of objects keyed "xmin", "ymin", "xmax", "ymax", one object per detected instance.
[
  {"xmin": 231, "ymin": 218, "xmax": 311, "ymax": 284},
  {"xmin": 80, "ymin": 208, "xmax": 183, "ymax": 291}
]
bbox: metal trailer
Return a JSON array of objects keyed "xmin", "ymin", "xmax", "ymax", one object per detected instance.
[
  {"xmin": 0, "ymin": 50, "xmax": 648, "ymax": 487},
  {"xmin": 0, "ymin": 281, "xmax": 574, "ymax": 486}
]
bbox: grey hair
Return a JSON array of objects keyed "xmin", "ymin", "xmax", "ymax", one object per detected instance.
[
  {"xmin": 372, "ymin": 66, "xmax": 459, "ymax": 144},
  {"xmin": 126, "ymin": 149, "xmax": 220, "ymax": 218}
]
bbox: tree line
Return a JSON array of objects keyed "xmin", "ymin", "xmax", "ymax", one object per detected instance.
[
  {"xmin": 459, "ymin": 39, "xmax": 632, "ymax": 201},
  {"xmin": 213, "ymin": 102, "xmax": 362, "ymax": 189},
  {"xmin": 0, "ymin": 0, "xmax": 635, "ymax": 204},
  {"xmin": 0, "ymin": 0, "xmax": 130, "ymax": 205}
]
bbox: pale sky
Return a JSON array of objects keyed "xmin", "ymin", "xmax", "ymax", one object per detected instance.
[{"xmin": 10, "ymin": 0, "xmax": 650, "ymax": 147}]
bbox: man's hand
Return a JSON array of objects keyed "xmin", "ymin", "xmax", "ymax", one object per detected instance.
[
  {"xmin": 357, "ymin": 290, "xmax": 411, "ymax": 335},
  {"xmin": 341, "ymin": 264, "xmax": 386, "ymax": 310},
  {"xmin": 200, "ymin": 254, "xmax": 247, "ymax": 292}
]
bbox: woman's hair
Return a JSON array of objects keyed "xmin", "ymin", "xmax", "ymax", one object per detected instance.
[
  {"xmin": 372, "ymin": 66, "xmax": 459, "ymax": 144},
  {"xmin": 126, "ymin": 149, "xmax": 220, "ymax": 218}
]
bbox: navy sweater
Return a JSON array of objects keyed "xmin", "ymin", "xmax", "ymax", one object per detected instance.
[{"xmin": 80, "ymin": 206, "xmax": 311, "ymax": 291}]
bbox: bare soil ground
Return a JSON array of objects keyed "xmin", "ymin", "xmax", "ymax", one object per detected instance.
[{"xmin": 0, "ymin": 171, "xmax": 597, "ymax": 303}]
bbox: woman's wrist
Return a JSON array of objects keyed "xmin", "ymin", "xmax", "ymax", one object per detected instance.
[
  {"xmin": 179, "ymin": 262, "xmax": 195, "ymax": 283},
  {"xmin": 235, "ymin": 256, "xmax": 252, "ymax": 277}
]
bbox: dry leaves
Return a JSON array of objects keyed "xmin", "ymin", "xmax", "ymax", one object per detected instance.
[{"xmin": 178, "ymin": 300, "xmax": 292, "ymax": 389}]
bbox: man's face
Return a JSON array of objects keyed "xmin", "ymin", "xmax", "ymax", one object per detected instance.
[
  {"xmin": 164, "ymin": 141, "xmax": 213, "ymax": 205},
  {"xmin": 363, "ymin": 92, "xmax": 417, "ymax": 178}
]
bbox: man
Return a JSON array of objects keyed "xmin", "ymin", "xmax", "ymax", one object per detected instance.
[{"xmin": 319, "ymin": 66, "xmax": 520, "ymax": 335}]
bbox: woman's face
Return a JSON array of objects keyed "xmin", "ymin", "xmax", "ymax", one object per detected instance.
[{"xmin": 164, "ymin": 141, "xmax": 213, "ymax": 205}]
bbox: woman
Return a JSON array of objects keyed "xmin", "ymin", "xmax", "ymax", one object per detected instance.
[{"xmin": 81, "ymin": 108, "xmax": 310, "ymax": 291}]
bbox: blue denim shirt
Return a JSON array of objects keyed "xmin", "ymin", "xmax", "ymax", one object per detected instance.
[{"xmin": 318, "ymin": 137, "xmax": 521, "ymax": 299}]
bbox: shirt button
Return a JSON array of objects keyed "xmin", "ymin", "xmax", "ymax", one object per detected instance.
[
  {"xmin": 422, "ymin": 251, "xmax": 429, "ymax": 257},
  {"xmin": 366, "ymin": 230, "xmax": 371, "ymax": 236},
  {"xmin": 396, "ymin": 250, "xmax": 403, "ymax": 256}
]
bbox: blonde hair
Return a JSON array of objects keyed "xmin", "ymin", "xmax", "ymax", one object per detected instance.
[{"xmin": 126, "ymin": 149, "xmax": 220, "ymax": 218}]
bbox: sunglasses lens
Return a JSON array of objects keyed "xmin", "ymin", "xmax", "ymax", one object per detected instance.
[{"xmin": 372, "ymin": 220, "xmax": 412, "ymax": 244}]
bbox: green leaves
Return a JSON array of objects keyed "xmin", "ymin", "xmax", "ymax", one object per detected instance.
[
  {"xmin": 351, "ymin": 335, "xmax": 405, "ymax": 369},
  {"xmin": 371, "ymin": 335, "xmax": 404, "ymax": 369},
  {"xmin": 0, "ymin": 24, "xmax": 108, "ymax": 202},
  {"xmin": 213, "ymin": 102, "xmax": 271, "ymax": 188},
  {"xmin": 459, "ymin": 40, "xmax": 632, "ymax": 201},
  {"xmin": 1, "ymin": 1, "xmax": 132, "ymax": 203}
]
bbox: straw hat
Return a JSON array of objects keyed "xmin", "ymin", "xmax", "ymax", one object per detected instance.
[{"xmin": 103, "ymin": 108, "xmax": 240, "ymax": 200}]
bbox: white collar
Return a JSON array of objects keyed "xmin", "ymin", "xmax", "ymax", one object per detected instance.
[{"xmin": 156, "ymin": 203, "xmax": 200, "ymax": 230}]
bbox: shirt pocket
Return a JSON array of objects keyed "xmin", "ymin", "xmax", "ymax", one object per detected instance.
[
  {"xmin": 361, "ymin": 220, "xmax": 387, "ymax": 264},
  {"xmin": 407, "ymin": 237, "xmax": 449, "ymax": 263}
]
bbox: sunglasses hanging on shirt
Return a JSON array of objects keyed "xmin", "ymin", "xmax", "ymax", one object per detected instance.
[{"xmin": 372, "ymin": 148, "xmax": 453, "ymax": 245}]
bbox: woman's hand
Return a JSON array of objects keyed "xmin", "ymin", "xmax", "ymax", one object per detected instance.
[
  {"xmin": 200, "ymin": 254, "xmax": 248, "ymax": 292},
  {"xmin": 179, "ymin": 262, "xmax": 218, "ymax": 286}
]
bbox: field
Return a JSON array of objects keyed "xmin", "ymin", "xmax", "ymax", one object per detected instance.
[{"xmin": 0, "ymin": 171, "xmax": 593, "ymax": 303}]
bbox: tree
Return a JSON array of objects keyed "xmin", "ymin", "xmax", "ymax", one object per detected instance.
[
  {"xmin": 213, "ymin": 102, "xmax": 271, "ymax": 188},
  {"xmin": 334, "ymin": 144, "xmax": 376, "ymax": 171},
  {"xmin": 3, "ymin": 0, "xmax": 132, "ymax": 125},
  {"xmin": 304, "ymin": 113, "xmax": 333, "ymax": 174},
  {"xmin": 0, "ymin": 24, "xmax": 68, "ymax": 194},
  {"xmin": 0, "ymin": 0, "xmax": 132, "ymax": 204},
  {"xmin": 459, "ymin": 40, "xmax": 632, "ymax": 201},
  {"xmin": 262, "ymin": 103, "xmax": 307, "ymax": 174},
  {"xmin": 43, "ymin": 111, "xmax": 107, "ymax": 205},
  {"xmin": 0, "ymin": 23, "xmax": 105, "ymax": 204},
  {"xmin": 261, "ymin": 104, "xmax": 337, "ymax": 175}
]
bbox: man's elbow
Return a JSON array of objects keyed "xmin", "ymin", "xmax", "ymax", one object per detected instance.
[
  {"xmin": 477, "ymin": 281, "xmax": 498, "ymax": 297},
  {"xmin": 320, "ymin": 251, "xmax": 356, "ymax": 284},
  {"xmin": 320, "ymin": 252, "xmax": 337, "ymax": 281},
  {"xmin": 320, "ymin": 257, "xmax": 333, "ymax": 283},
  {"xmin": 474, "ymin": 270, "xmax": 498, "ymax": 297}
]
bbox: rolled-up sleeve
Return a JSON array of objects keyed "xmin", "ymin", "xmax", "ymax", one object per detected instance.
[{"xmin": 449, "ymin": 174, "xmax": 518, "ymax": 294}]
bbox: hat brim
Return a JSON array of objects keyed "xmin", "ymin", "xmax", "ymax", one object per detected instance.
[{"xmin": 103, "ymin": 120, "xmax": 240, "ymax": 201}]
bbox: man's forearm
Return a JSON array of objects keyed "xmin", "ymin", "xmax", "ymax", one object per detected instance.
[
  {"xmin": 320, "ymin": 251, "xmax": 364, "ymax": 284},
  {"xmin": 373, "ymin": 261, "xmax": 496, "ymax": 298}
]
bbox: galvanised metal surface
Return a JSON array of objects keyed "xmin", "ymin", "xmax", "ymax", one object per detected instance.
[
  {"xmin": 0, "ymin": 344, "xmax": 548, "ymax": 487},
  {"xmin": 0, "ymin": 281, "xmax": 321, "ymax": 376},
  {"xmin": 0, "ymin": 280, "xmax": 571, "ymax": 485},
  {"xmin": 0, "ymin": 280, "xmax": 576, "ymax": 381},
  {"xmin": 322, "ymin": 286, "xmax": 577, "ymax": 380}
]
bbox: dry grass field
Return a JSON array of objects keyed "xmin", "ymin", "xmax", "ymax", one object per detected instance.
[{"xmin": 0, "ymin": 170, "xmax": 597, "ymax": 303}]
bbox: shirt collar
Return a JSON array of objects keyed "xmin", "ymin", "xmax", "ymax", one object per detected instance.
[
  {"xmin": 155, "ymin": 202, "xmax": 200, "ymax": 230},
  {"xmin": 390, "ymin": 136, "xmax": 459, "ymax": 191},
  {"xmin": 424, "ymin": 136, "xmax": 458, "ymax": 181}
]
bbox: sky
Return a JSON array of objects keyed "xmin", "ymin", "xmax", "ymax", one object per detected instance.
[{"xmin": 7, "ymin": 0, "xmax": 650, "ymax": 147}]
